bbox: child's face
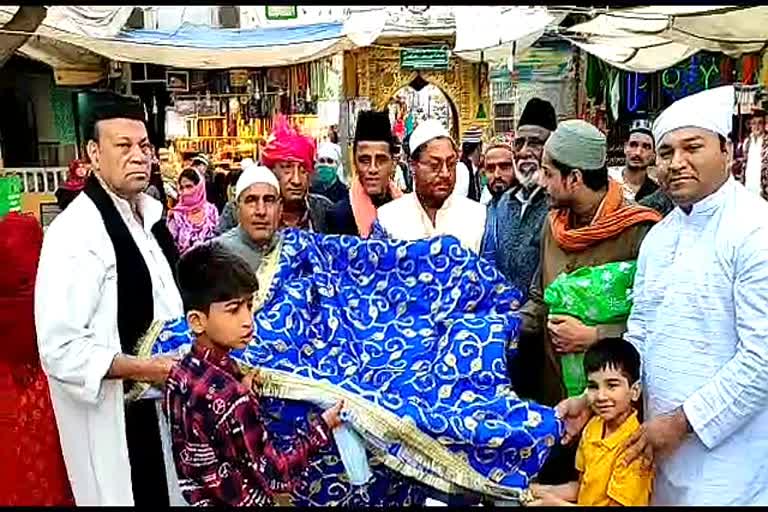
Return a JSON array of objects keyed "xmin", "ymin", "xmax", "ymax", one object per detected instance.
[
  {"xmin": 586, "ymin": 365, "xmax": 640, "ymax": 423},
  {"xmin": 188, "ymin": 294, "xmax": 255, "ymax": 351}
]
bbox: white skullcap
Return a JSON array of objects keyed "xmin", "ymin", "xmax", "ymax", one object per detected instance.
[
  {"xmin": 409, "ymin": 119, "xmax": 454, "ymax": 157},
  {"xmin": 317, "ymin": 141, "xmax": 341, "ymax": 162},
  {"xmin": 653, "ymin": 85, "xmax": 734, "ymax": 143},
  {"xmin": 235, "ymin": 165, "xmax": 280, "ymax": 200},
  {"xmin": 240, "ymin": 157, "xmax": 255, "ymax": 170}
]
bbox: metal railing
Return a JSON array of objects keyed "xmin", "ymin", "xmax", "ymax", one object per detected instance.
[{"xmin": 4, "ymin": 167, "xmax": 68, "ymax": 194}]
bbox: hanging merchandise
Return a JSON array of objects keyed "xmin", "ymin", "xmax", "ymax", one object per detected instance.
[
  {"xmin": 742, "ymin": 54, "xmax": 759, "ymax": 85},
  {"xmin": 584, "ymin": 54, "xmax": 603, "ymax": 103},
  {"xmin": 609, "ymin": 71, "xmax": 621, "ymax": 122}
]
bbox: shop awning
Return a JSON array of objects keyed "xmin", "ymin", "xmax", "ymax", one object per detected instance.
[
  {"xmin": 567, "ymin": 6, "xmax": 768, "ymax": 72},
  {"xmin": 37, "ymin": 20, "xmax": 381, "ymax": 70},
  {"xmin": 0, "ymin": 6, "xmax": 385, "ymax": 73}
]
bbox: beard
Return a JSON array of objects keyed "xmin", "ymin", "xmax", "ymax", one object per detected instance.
[{"xmin": 515, "ymin": 160, "xmax": 540, "ymax": 189}]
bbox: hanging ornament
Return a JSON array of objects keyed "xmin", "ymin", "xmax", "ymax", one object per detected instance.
[{"xmin": 507, "ymin": 41, "xmax": 517, "ymax": 73}]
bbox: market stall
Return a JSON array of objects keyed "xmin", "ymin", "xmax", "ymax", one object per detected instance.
[{"xmin": 133, "ymin": 54, "xmax": 344, "ymax": 171}]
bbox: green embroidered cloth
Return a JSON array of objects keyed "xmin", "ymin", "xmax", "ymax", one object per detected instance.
[
  {"xmin": 543, "ymin": 260, "xmax": 638, "ymax": 396},
  {"xmin": 0, "ymin": 175, "xmax": 22, "ymax": 217}
]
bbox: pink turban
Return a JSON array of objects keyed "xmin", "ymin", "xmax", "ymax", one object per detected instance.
[{"xmin": 261, "ymin": 115, "xmax": 316, "ymax": 173}]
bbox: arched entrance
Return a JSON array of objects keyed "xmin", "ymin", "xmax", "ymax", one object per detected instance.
[{"xmin": 388, "ymin": 77, "xmax": 460, "ymax": 143}]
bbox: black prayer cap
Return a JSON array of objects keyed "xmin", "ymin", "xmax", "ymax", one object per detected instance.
[
  {"xmin": 354, "ymin": 110, "xmax": 394, "ymax": 145},
  {"xmin": 83, "ymin": 90, "xmax": 146, "ymax": 141},
  {"xmin": 518, "ymin": 97, "xmax": 557, "ymax": 132}
]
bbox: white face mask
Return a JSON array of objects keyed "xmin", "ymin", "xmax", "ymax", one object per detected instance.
[{"xmin": 515, "ymin": 160, "xmax": 540, "ymax": 189}]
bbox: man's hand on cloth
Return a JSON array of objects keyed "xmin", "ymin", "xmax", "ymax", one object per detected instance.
[
  {"xmin": 241, "ymin": 369, "xmax": 263, "ymax": 393},
  {"xmin": 548, "ymin": 315, "xmax": 598, "ymax": 354},
  {"xmin": 322, "ymin": 400, "xmax": 345, "ymax": 430},
  {"xmin": 555, "ymin": 394, "xmax": 592, "ymax": 445}
]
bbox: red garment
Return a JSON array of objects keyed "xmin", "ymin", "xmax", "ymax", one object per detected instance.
[
  {"xmin": 164, "ymin": 342, "xmax": 331, "ymax": 506},
  {"xmin": 58, "ymin": 159, "xmax": 89, "ymax": 192},
  {"xmin": 0, "ymin": 213, "xmax": 74, "ymax": 506}
]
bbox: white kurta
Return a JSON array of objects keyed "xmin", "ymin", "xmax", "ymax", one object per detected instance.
[
  {"xmin": 35, "ymin": 188, "xmax": 185, "ymax": 506},
  {"xmin": 745, "ymin": 136, "xmax": 763, "ymax": 196},
  {"xmin": 454, "ymin": 161, "xmax": 471, "ymax": 198},
  {"xmin": 625, "ymin": 178, "xmax": 768, "ymax": 505},
  {"xmin": 376, "ymin": 191, "xmax": 487, "ymax": 253}
]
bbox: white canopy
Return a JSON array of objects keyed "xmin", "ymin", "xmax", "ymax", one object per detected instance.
[
  {"xmin": 452, "ymin": 6, "xmax": 564, "ymax": 68},
  {"xmin": 568, "ymin": 6, "xmax": 768, "ymax": 72},
  {"xmin": 0, "ymin": 6, "xmax": 132, "ymax": 84}
]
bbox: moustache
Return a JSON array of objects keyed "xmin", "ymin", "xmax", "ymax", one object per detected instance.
[{"xmin": 516, "ymin": 160, "xmax": 540, "ymax": 176}]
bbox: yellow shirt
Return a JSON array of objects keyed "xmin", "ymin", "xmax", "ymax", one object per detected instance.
[{"xmin": 575, "ymin": 412, "xmax": 654, "ymax": 506}]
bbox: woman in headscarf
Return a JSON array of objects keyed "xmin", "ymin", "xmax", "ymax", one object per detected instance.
[
  {"xmin": 55, "ymin": 159, "xmax": 90, "ymax": 211},
  {"xmin": 166, "ymin": 168, "xmax": 219, "ymax": 254},
  {"xmin": 0, "ymin": 180, "xmax": 74, "ymax": 505}
]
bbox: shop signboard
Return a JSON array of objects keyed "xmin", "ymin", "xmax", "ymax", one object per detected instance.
[
  {"xmin": 400, "ymin": 46, "xmax": 450, "ymax": 71},
  {"xmin": 265, "ymin": 6, "xmax": 298, "ymax": 20}
]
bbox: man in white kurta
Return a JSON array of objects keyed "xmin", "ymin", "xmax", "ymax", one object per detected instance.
[
  {"xmin": 35, "ymin": 92, "xmax": 185, "ymax": 505},
  {"xmin": 374, "ymin": 120, "xmax": 487, "ymax": 253},
  {"xmin": 623, "ymin": 85, "xmax": 768, "ymax": 505}
]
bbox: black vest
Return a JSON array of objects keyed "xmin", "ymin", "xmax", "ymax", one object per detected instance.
[{"xmin": 82, "ymin": 175, "xmax": 179, "ymax": 506}]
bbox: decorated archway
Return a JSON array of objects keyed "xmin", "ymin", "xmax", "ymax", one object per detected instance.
[
  {"xmin": 388, "ymin": 78, "xmax": 460, "ymax": 141},
  {"xmin": 348, "ymin": 46, "xmax": 491, "ymax": 139}
]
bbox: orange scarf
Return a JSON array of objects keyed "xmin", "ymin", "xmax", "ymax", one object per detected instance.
[
  {"xmin": 350, "ymin": 178, "xmax": 403, "ymax": 238},
  {"xmin": 549, "ymin": 179, "xmax": 662, "ymax": 252}
]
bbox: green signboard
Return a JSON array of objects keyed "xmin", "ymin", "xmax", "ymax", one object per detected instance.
[
  {"xmin": 400, "ymin": 46, "xmax": 450, "ymax": 71},
  {"xmin": 265, "ymin": 6, "xmax": 297, "ymax": 20}
]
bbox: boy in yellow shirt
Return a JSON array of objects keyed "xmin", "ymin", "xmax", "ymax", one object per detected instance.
[{"xmin": 527, "ymin": 338, "xmax": 653, "ymax": 506}]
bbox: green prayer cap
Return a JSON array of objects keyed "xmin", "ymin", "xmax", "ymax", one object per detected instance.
[{"xmin": 544, "ymin": 119, "xmax": 606, "ymax": 170}]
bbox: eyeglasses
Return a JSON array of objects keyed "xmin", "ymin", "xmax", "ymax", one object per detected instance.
[
  {"xmin": 317, "ymin": 157, "xmax": 336, "ymax": 165},
  {"xmin": 417, "ymin": 158, "xmax": 458, "ymax": 174}
]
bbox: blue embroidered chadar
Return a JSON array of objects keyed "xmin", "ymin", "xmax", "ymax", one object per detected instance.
[{"xmin": 137, "ymin": 229, "xmax": 561, "ymax": 505}]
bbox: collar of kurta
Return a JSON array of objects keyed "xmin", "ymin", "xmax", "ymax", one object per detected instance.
[
  {"xmin": 237, "ymin": 225, "xmax": 281, "ymax": 257},
  {"xmin": 677, "ymin": 176, "xmax": 734, "ymax": 218},
  {"xmin": 413, "ymin": 190, "xmax": 457, "ymax": 215},
  {"xmin": 95, "ymin": 174, "xmax": 164, "ymax": 231}
]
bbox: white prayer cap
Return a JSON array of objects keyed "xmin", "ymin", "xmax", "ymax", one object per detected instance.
[
  {"xmin": 240, "ymin": 157, "xmax": 255, "ymax": 170},
  {"xmin": 317, "ymin": 141, "xmax": 341, "ymax": 162},
  {"xmin": 408, "ymin": 119, "xmax": 454, "ymax": 157},
  {"xmin": 235, "ymin": 165, "xmax": 280, "ymax": 200},
  {"xmin": 653, "ymin": 85, "xmax": 734, "ymax": 143}
]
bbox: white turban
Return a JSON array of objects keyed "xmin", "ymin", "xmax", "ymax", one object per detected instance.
[
  {"xmin": 317, "ymin": 141, "xmax": 342, "ymax": 163},
  {"xmin": 409, "ymin": 119, "xmax": 454, "ymax": 157},
  {"xmin": 653, "ymin": 85, "xmax": 734, "ymax": 143},
  {"xmin": 240, "ymin": 157, "xmax": 255, "ymax": 170},
  {"xmin": 235, "ymin": 165, "xmax": 280, "ymax": 200}
]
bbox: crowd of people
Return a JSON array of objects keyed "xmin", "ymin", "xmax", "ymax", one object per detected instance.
[{"xmin": 1, "ymin": 81, "xmax": 767, "ymax": 507}]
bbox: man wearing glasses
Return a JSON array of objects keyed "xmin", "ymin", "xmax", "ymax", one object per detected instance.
[
  {"xmin": 373, "ymin": 119, "xmax": 487, "ymax": 253},
  {"xmin": 481, "ymin": 97, "xmax": 556, "ymax": 293}
]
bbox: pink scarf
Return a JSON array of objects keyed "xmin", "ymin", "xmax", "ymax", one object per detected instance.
[
  {"xmin": 171, "ymin": 178, "xmax": 207, "ymax": 216},
  {"xmin": 350, "ymin": 178, "xmax": 403, "ymax": 238}
]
